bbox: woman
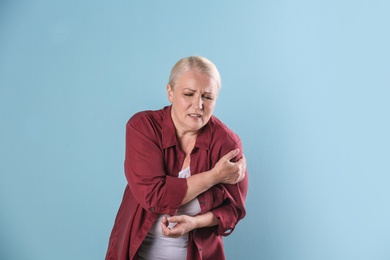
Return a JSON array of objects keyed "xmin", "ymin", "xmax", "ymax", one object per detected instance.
[{"xmin": 106, "ymin": 56, "xmax": 248, "ymax": 260}]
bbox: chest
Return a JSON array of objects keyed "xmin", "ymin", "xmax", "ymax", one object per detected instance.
[{"xmin": 163, "ymin": 147, "xmax": 212, "ymax": 177}]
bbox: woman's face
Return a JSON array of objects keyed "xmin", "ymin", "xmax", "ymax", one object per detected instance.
[{"xmin": 167, "ymin": 70, "xmax": 219, "ymax": 136}]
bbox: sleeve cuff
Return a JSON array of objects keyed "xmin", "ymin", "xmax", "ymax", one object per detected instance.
[
  {"xmin": 150, "ymin": 176, "xmax": 187, "ymax": 215},
  {"xmin": 211, "ymin": 204, "xmax": 238, "ymax": 236}
]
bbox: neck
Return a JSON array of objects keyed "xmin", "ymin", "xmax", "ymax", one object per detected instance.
[{"xmin": 177, "ymin": 132, "xmax": 197, "ymax": 156}]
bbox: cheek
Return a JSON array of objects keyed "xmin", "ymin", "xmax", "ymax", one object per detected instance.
[
  {"xmin": 175, "ymin": 98, "xmax": 191, "ymax": 112},
  {"xmin": 205, "ymin": 102, "xmax": 216, "ymax": 112}
]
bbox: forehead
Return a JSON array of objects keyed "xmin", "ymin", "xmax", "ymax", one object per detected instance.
[{"xmin": 175, "ymin": 70, "xmax": 219, "ymax": 93}]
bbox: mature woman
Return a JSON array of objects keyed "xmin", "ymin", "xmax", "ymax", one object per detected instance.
[{"xmin": 106, "ymin": 56, "xmax": 248, "ymax": 260}]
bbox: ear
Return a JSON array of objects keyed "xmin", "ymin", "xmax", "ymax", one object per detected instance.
[{"xmin": 167, "ymin": 84, "xmax": 173, "ymax": 103}]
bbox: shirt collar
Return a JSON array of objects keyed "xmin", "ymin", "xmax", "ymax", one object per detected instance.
[{"xmin": 162, "ymin": 105, "xmax": 211, "ymax": 150}]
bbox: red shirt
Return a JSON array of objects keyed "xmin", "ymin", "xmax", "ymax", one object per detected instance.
[{"xmin": 106, "ymin": 106, "xmax": 248, "ymax": 260}]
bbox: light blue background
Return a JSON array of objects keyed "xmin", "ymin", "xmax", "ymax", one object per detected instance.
[{"xmin": 1, "ymin": 1, "xmax": 389, "ymax": 259}]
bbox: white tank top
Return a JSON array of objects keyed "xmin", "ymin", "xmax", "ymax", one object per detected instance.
[{"xmin": 138, "ymin": 167, "xmax": 201, "ymax": 260}]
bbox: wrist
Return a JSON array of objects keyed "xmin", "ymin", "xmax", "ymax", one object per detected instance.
[
  {"xmin": 193, "ymin": 215, "xmax": 201, "ymax": 230},
  {"xmin": 193, "ymin": 212, "xmax": 219, "ymax": 229},
  {"xmin": 209, "ymin": 168, "xmax": 220, "ymax": 186}
]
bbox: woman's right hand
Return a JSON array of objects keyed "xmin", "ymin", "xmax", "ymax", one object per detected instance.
[{"xmin": 213, "ymin": 149, "xmax": 246, "ymax": 185}]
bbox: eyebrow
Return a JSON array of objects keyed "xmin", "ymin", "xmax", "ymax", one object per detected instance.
[
  {"xmin": 183, "ymin": 88, "xmax": 196, "ymax": 92},
  {"xmin": 183, "ymin": 88, "xmax": 214, "ymax": 95}
]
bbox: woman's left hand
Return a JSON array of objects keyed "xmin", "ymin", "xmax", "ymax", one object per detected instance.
[{"xmin": 160, "ymin": 215, "xmax": 197, "ymax": 238}]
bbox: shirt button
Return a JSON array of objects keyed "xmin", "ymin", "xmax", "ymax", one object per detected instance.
[
  {"xmin": 201, "ymin": 201, "xmax": 206, "ymax": 205},
  {"xmin": 199, "ymin": 248, "xmax": 202, "ymax": 252},
  {"xmin": 150, "ymin": 207, "xmax": 155, "ymax": 212}
]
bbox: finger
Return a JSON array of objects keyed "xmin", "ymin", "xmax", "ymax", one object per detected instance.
[
  {"xmin": 161, "ymin": 215, "xmax": 169, "ymax": 226},
  {"xmin": 223, "ymin": 148, "xmax": 240, "ymax": 161},
  {"xmin": 241, "ymin": 154, "xmax": 246, "ymax": 164},
  {"xmin": 240, "ymin": 170, "xmax": 246, "ymax": 182},
  {"xmin": 237, "ymin": 155, "xmax": 246, "ymax": 169},
  {"xmin": 161, "ymin": 222, "xmax": 181, "ymax": 238},
  {"xmin": 167, "ymin": 216, "xmax": 181, "ymax": 223},
  {"xmin": 160, "ymin": 222, "xmax": 170, "ymax": 236},
  {"xmin": 162, "ymin": 215, "xmax": 167, "ymax": 222}
]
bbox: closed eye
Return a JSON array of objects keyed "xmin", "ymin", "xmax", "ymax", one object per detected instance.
[{"xmin": 203, "ymin": 95, "xmax": 214, "ymax": 100}]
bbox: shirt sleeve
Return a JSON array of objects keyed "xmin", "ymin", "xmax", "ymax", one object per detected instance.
[
  {"xmin": 124, "ymin": 118, "xmax": 187, "ymax": 216},
  {"xmin": 209, "ymin": 140, "xmax": 249, "ymax": 236}
]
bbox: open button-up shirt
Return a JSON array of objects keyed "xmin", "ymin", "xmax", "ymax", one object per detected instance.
[{"xmin": 106, "ymin": 106, "xmax": 248, "ymax": 260}]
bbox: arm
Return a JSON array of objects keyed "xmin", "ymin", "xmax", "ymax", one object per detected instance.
[
  {"xmin": 162, "ymin": 150, "xmax": 248, "ymax": 238},
  {"xmin": 125, "ymin": 116, "xmax": 246, "ymax": 215},
  {"xmin": 210, "ymin": 144, "xmax": 249, "ymax": 236},
  {"xmin": 211, "ymin": 172, "xmax": 248, "ymax": 236},
  {"xmin": 188, "ymin": 137, "xmax": 248, "ymax": 236},
  {"xmin": 160, "ymin": 212, "xmax": 218, "ymax": 238},
  {"xmin": 125, "ymin": 121, "xmax": 186, "ymax": 215},
  {"xmin": 182, "ymin": 149, "xmax": 246, "ymax": 204},
  {"xmin": 161, "ymin": 168, "xmax": 248, "ymax": 238}
]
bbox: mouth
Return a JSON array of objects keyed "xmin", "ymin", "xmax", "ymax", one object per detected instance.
[{"xmin": 188, "ymin": 113, "xmax": 202, "ymax": 118}]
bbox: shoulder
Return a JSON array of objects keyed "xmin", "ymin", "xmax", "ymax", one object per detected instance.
[
  {"xmin": 127, "ymin": 107, "xmax": 166, "ymax": 129},
  {"xmin": 205, "ymin": 116, "xmax": 243, "ymax": 162},
  {"xmin": 208, "ymin": 115, "xmax": 241, "ymax": 148}
]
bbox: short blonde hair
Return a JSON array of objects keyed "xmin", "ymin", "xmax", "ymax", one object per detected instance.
[{"xmin": 168, "ymin": 56, "xmax": 221, "ymax": 89}]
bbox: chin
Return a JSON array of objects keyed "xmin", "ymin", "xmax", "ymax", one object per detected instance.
[{"xmin": 188, "ymin": 123, "xmax": 204, "ymax": 132}]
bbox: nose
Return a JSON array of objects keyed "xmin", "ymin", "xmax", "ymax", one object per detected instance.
[{"xmin": 193, "ymin": 95, "xmax": 203, "ymax": 110}]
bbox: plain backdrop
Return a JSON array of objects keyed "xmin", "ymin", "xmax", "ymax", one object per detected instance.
[{"xmin": 1, "ymin": 1, "xmax": 389, "ymax": 259}]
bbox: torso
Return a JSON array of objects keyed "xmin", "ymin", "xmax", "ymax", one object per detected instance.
[{"xmin": 137, "ymin": 166, "xmax": 201, "ymax": 260}]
